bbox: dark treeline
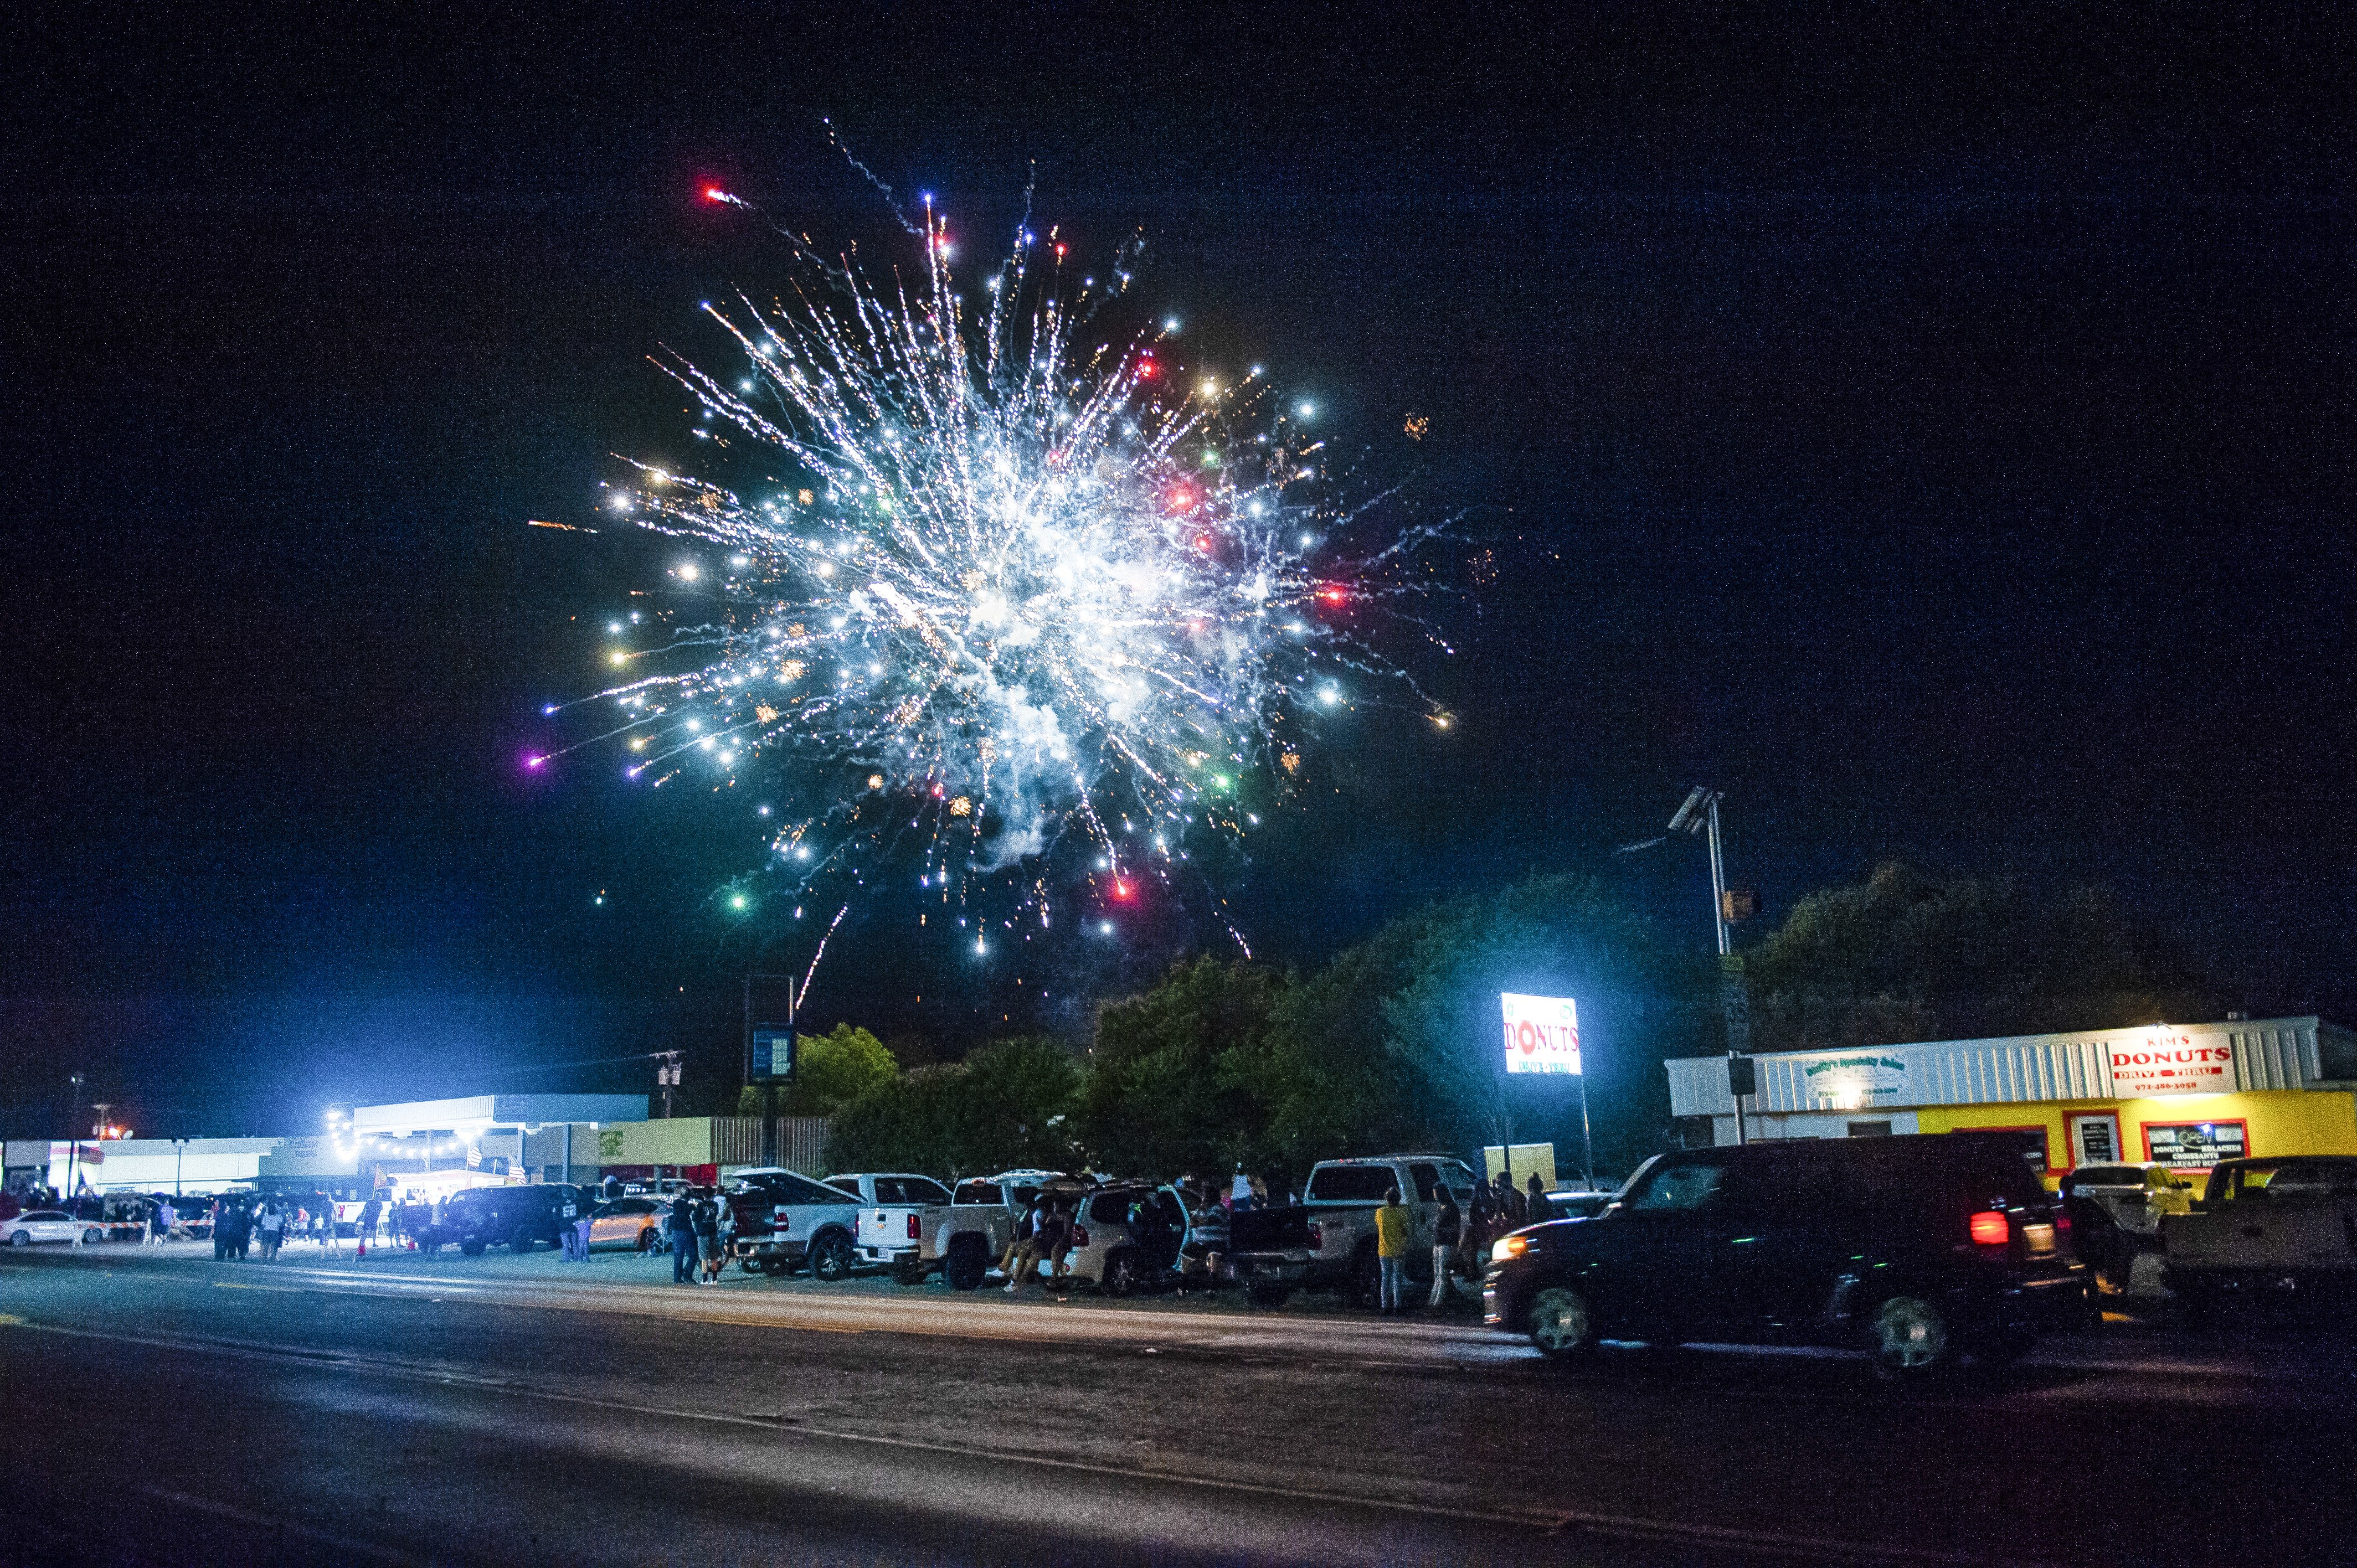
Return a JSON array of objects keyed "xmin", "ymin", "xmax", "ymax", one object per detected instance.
[{"xmin": 816, "ymin": 864, "xmax": 2216, "ymax": 1185}]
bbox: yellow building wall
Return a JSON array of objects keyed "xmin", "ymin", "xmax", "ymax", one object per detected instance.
[{"xmin": 1918, "ymin": 1090, "xmax": 2357, "ymax": 1182}]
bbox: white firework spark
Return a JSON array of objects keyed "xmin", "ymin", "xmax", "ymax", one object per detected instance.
[{"xmin": 552, "ymin": 186, "xmax": 1450, "ymax": 945}]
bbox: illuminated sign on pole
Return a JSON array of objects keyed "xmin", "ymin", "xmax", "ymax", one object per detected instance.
[{"xmin": 1501, "ymin": 993, "xmax": 1581, "ymax": 1076}]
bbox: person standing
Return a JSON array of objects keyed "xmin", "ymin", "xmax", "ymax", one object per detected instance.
[
  {"xmin": 1429, "ymin": 1187, "xmax": 1462, "ymax": 1307},
  {"xmin": 667, "ymin": 1194, "xmax": 698, "ymax": 1285},
  {"xmin": 356, "ymin": 1194, "xmax": 382, "ymax": 1260},
  {"xmin": 1525, "ymin": 1173, "xmax": 1553, "ymax": 1224},
  {"xmin": 1373, "ymin": 1187, "xmax": 1414, "ymax": 1316},
  {"xmin": 558, "ymin": 1190, "xmax": 581, "ymax": 1262},
  {"xmin": 320, "ymin": 1200, "xmax": 344, "ymax": 1257},
  {"xmin": 149, "ymin": 1198, "xmax": 171, "ymax": 1247},
  {"xmin": 575, "ymin": 1194, "xmax": 596, "ymax": 1265},
  {"xmin": 696, "ymin": 1195, "xmax": 724, "ymax": 1284}
]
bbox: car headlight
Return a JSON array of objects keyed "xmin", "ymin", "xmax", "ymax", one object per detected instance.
[{"xmin": 1490, "ymin": 1235, "xmax": 1529, "ymax": 1263}]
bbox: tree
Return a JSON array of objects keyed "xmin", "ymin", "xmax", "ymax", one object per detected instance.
[
  {"xmin": 1743, "ymin": 862, "xmax": 2216, "ymax": 1053},
  {"xmin": 1250, "ymin": 873, "xmax": 1706, "ymax": 1177},
  {"xmin": 735, "ymin": 1023, "xmax": 898, "ymax": 1117},
  {"xmin": 825, "ymin": 1036, "xmax": 1081, "ymax": 1178},
  {"xmin": 1077, "ymin": 957, "xmax": 1284, "ymax": 1179}
]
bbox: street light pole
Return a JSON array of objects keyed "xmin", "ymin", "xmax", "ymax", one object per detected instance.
[
  {"xmin": 1670, "ymin": 788, "xmax": 1750, "ymax": 1144},
  {"xmin": 173, "ymin": 1137, "xmax": 189, "ymax": 1196},
  {"xmin": 65, "ymin": 1072, "xmax": 84, "ymax": 1199}
]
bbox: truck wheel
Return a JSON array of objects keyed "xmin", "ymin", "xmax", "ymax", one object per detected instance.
[
  {"xmin": 809, "ymin": 1231, "xmax": 854, "ymax": 1283},
  {"xmin": 1102, "ymin": 1250, "xmax": 1145, "ymax": 1298},
  {"xmin": 944, "ymin": 1239, "xmax": 987, "ymax": 1291},
  {"xmin": 1868, "ymin": 1296, "xmax": 1954, "ymax": 1380},
  {"xmin": 460, "ymin": 1237, "xmax": 486, "ymax": 1257},
  {"xmin": 511, "ymin": 1226, "xmax": 538, "ymax": 1254},
  {"xmin": 1529, "ymin": 1286, "xmax": 1597, "ymax": 1357}
]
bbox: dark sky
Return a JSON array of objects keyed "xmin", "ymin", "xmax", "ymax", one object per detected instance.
[{"xmin": 6, "ymin": 4, "xmax": 2350, "ymax": 1136}]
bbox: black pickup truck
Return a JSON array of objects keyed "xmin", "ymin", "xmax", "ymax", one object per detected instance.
[{"xmin": 1217, "ymin": 1205, "xmax": 1321, "ymax": 1305}]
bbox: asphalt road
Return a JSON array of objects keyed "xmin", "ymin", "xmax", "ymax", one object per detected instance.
[{"xmin": 2, "ymin": 1243, "xmax": 2350, "ymax": 1567}]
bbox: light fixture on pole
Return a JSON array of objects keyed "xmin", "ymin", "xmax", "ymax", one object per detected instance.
[
  {"xmin": 1668, "ymin": 787, "xmax": 1756, "ymax": 1143},
  {"xmin": 66, "ymin": 1072, "xmax": 85, "ymax": 1198}
]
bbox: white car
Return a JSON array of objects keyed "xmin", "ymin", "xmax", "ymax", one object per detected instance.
[{"xmin": 4, "ymin": 1210, "xmax": 106, "ymax": 1247}]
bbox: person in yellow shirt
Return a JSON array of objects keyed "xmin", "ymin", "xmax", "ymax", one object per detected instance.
[{"xmin": 1373, "ymin": 1187, "xmax": 1416, "ymax": 1315}]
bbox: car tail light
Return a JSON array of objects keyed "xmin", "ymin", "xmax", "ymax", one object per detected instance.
[
  {"xmin": 906, "ymin": 1214, "xmax": 920, "ymax": 1240},
  {"xmin": 1968, "ymin": 1210, "xmax": 2010, "ymax": 1246},
  {"xmin": 1071, "ymin": 1225, "xmax": 1089, "ymax": 1249},
  {"xmin": 1308, "ymin": 1221, "xmax": 1323, "ymax": 1249},
  {"xmin": 2052, "ymin": 1211, "xmax": 2072, "ymax": 1235}
]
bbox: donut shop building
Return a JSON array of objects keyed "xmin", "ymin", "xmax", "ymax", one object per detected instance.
[{"xmin": 1665, "ymin": 1015, "xmax": 2357, "ymax": 1178}]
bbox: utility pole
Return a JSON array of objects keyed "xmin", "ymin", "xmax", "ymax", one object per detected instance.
[
  {"xmin": 1669, "ymin": 787, "xmax": 1753, "ymax": 1144},
  {"xmin": 65, "ymin": 1073, "xmax": 85, "ymax": 1198},
  {"xmin": 173, "ymin": 1137, "xmax": 190, "ymax": 1196},
  {"xmin": 655, "ymin": 1053, "xmax": 681, "ymax": 1118}
]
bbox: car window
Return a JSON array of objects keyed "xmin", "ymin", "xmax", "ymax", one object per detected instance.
[
  {"xmin": 1623, "ymin": 1159, "xmax": 1728, "ymax": 1213},
  {"xmin": 2074, "ymin": 1166, "xmax": 2139, "ymax": 1187},
  {"xmin": 2266, "ymin": 1162, "xmax": 2357, "ymax": 1196},
  {"xmin": 953, "ymin": 1180, "xmax": 1001, "ymax": 1205},
  {"xmin": 1088, "ymin": 1193, "xmax": 1134, "ymax": 1224},
  {"xmin": 825, "ymin": 1177, "xmax": 861, "ymax": 1198},
  {"xmin": 1306, "ymin": 1165, "xmax": 1398, "ymax": 1203},
  {"xmin": 900, "ymin": 1178, "xmax": 952, "ymax": 1205},
  {"xmin": 871, "ymin": 1178, "xmax": 914, "ymax": 1205},
  {"xmin": 1407, "ymin": 1163, "xmax": 1442, "ymax": 1201}
]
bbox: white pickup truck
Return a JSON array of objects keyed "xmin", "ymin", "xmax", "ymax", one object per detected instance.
[
  {"xmin": 1299, "ymin": 1154, "xmax": 1483, "ymax": 1307},
  {"xmin": 2160, "ymin": 1155, "xmax": 2357, "ymax": 1311},
  {"xmin": 723, "ymin": 1168, "xmax": 863, "ymax": 1280},
  {"xmin": 854, "ymin": 1169, "xmax": 1063, "ymax": 1289}
]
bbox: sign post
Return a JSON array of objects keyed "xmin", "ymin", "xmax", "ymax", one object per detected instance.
[{"xmin": 1500, "ymin": 994, "xmax": 1593, "ymax": 1191}]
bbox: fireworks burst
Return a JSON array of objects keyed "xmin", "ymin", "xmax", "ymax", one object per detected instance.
[{"xmin": 552, "ymin": 183, "xmax": 1452, "ymax": 951}]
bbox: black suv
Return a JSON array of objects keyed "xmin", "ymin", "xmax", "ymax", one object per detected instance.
[
  {"xmin": 1483, "ymin": 1134, "xmax": 2086, "ymax": 1378},
  {"xmin": 444, "ymin": 1184, "xmax": 593, "ymax": 1256}
]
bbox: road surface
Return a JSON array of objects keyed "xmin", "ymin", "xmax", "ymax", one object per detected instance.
[{"xmin": 1, "ymin": 1242, "xmax": 2348, "ymax": 1566}]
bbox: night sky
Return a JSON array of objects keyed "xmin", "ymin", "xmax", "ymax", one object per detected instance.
[{"xmin": 7, "ymin": 6, "xmax": 2350, "ymax": 1137}]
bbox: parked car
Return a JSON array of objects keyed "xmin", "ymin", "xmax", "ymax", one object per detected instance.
[
  {"xmin": 1300, "ymin": 1154, "xmax": 1483, "ymax": 1307},
  {"xmin": 724, "ymin": 1168, "xmax": 862, "ymax": 1280},
  {"xmin": 836, "ymin": 1172, "xmax": 958, "ymax": 1281},
  {"xmin": 1483, "ymin": 1134, "xmax": 2087, "ymax": 1378},
  {"xmin": 586, "ymin": 1195, "xmax": 673, "ymax": 1252},
  {"xmin": 852, "ymin": 1169, "xmax": 1062, "ymax": 1289},
  {"xmin": 2060, "ymin": 1162, "xmax": 2194, "ymax": 1283},
  {"xmin": 1543, "ymin": 1189, "xmax": 1620, "ymax": 1221},
  {"xmin": 443, "ymin": 1183, "xmax": 595, "ymax": 1256},
  {"xmin": 3, "ymin": 1210, "xmax": 106, "ymax": 1247},
  {"xmin": 2160, "ymin": 1156, "xmax": 2357, "ymax": 1311}
]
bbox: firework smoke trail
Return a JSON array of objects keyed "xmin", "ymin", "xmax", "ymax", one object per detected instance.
[{"xmin": 555, "ymin": 183, "xmax": 1454, "ymax": 950}]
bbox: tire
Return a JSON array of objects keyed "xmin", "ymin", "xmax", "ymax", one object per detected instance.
[
  {"xmin": 1868, "ymin": 1295, "xmax": 1955, "ymax": 1380},
  {"xmin": 944, "ymin": 1239, "xmax": 987, "ymax": 1291},
  {"xmin": 1527, "ymin": 1286, "xmax": 1598, "ymax": 1358},
  {"xmin": 460, "ymin": 1238, "xmax": 486, "ymax": 1257},
  {"xmin": 8, "ymin": 1231, "xmax": 28, "ymax": 1248},
  {"xmin": 511, "ymin": 1227, "xmax": 538, "ymax": 1254},
  {"xmin": 809, "ymin": 1231, "xmax": 854, "ymax": 1283},
  {"xmin": 1102, "ymin": 1250, "xmax": 1145, "ymax": 1298}
]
